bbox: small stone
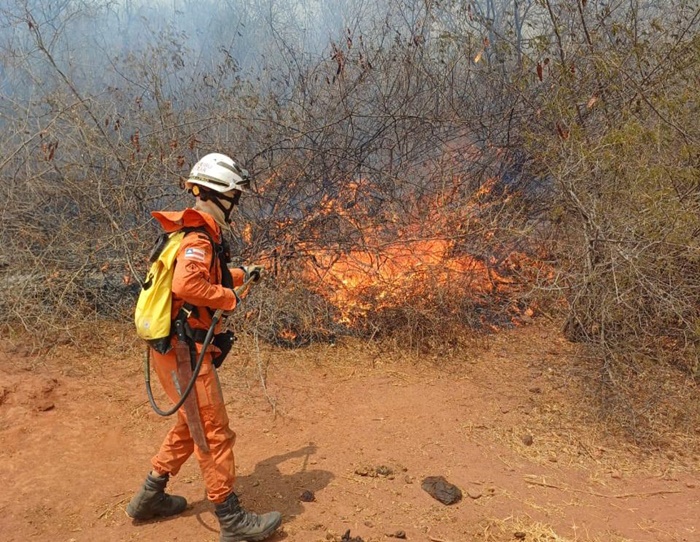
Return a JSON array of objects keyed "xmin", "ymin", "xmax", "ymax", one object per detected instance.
[
  {"xmin": 467, "ymin": 488, "xmax": 482, "ymax": 499},
  {"xmin": 354, "ymin": 466, "xmax": 371, "ymax": 477},
  {"xmin": 387, "ymin": 531, "xmax": 407, "ymax": 539},
  {"xmin": 421, "ymin": 476, "xmax": 462, "ymax": 505},
  {"xmin": 300, "ymin": 490, "xmax": 315, "ymax": 502},
  {"xmin": 376, "ymin": 465, "xmax": 394, "ymax": 476},
  {"xmin": 340, "ymin": 529, "xmax": 365, "ymax": 542},
  {"xmin": 515, "ymin": 532, "xmax": 526, "ymax": 540},
  {"xmin": 36, "ymin": 401, "xmax": 55, "ymax": 412},
  {"xmin": 521, "ymin": 434, "xmax": 534, "ymax": 446}
]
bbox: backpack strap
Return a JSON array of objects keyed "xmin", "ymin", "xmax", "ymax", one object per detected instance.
[
  {"xmin": 180, "ymin": 226, "xmax": 233, "ymax": 287},
  {"xmin": 174, "ymin": 226, "xmax": 233, "ymax": 353}
]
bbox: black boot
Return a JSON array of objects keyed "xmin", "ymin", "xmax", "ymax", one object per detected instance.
[
  {"xmin": 215, "ymin": 492, "xmax": 282, "ymax": 542},
  {"xmin": 126, "ymin": 472, "xmax": 187, "ymax": 520}
]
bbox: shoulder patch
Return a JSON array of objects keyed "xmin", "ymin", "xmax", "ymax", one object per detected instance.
[{"xmin": 184, "ymin": 247, "xmax": 206, "ymax": 262}]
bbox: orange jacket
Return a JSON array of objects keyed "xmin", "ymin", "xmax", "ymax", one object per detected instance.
[{"xmin": 152, "ymin": 208, "xmax": 245, "ymax": 335}]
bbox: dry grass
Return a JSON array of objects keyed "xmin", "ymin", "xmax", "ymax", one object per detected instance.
[
  {"xmin": 485, "ymin": 356, "xmax": 700, "ymax": 477},
  {"xmin": 476, "ymin": 515, "xmax": 633, "ymax": 542}
]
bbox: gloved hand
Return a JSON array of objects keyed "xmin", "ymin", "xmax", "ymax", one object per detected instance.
[
  {"xmin": 226, "ymin": 287, "xmax": 241, "ymax": 311},
  {"xmin": 243, "ymin": 264, "xmax": 265, "ymax": 283}
]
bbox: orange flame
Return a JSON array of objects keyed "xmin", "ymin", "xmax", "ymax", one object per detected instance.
[{"xmin": 255, "ymin": 175, "xmax": 549, "ymax": 328}]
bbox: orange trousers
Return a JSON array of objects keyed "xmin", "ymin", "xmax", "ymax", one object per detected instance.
[{"xmin": 149, "ymin": 347, "xmax": 236, "ymax": 503}]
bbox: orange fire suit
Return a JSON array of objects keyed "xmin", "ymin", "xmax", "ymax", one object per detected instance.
[{"xmin": 148, "ymin": 208, "xmax": 246, "ymax": 504}]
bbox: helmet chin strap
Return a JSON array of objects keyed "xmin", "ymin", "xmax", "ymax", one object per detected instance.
[
  {"xmin": 211, "ymin": 193, "xmax": 237, "ymax": 224},
  {"xmin": 194, "ymin": 186, "xmax": 240, "ymax": 224}
]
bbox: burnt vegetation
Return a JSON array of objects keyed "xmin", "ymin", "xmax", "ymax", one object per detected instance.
[{"xmin": 0, "ymin": 0, "xmax": 698, "ymax": 444}]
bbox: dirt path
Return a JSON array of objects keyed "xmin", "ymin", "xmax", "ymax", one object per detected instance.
[{"xmin": 1, "ymin": 323, "xmax": 698, "ymax": 542}]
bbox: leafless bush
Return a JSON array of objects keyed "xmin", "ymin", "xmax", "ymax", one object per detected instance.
[
  {"xmin": 229, "ymin": 282, "xmax": 342, "ymax": 349},
  {"xmin": 516, "ymin": 0, "xmax": 700, "ymax": 440}
]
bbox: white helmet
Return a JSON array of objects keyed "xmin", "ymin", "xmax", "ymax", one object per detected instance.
[{"xmin": 186, "ymin": 153, "xmax": 250, "ymax": 193}]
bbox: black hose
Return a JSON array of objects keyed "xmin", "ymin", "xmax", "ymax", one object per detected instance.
[
  {"xmin": 141, "ymin": 274, "xmax": 257, "ymax": 417},
  {"xmin": 144, "ymin": 310, "xmax": 222, "ymax": 417}
]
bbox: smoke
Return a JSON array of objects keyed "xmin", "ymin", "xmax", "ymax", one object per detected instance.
[{"xmin": 0, "ymin": 0, "xmax": 403, "ymax": 102}]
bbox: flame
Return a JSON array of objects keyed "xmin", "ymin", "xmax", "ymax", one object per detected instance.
[
  {"xmin": 278, "ymin": 328, "xmax": 298, "ymax": 341},
  {"xmin": 256, "ymin": 174, "xmax": 549, "ymax": 328},
  {"xmin": 298, "ymin": 236, "xmax": 517, "ymax": 324},
  {"xmin": 241, "ymin": 223, "xmax": 253, "ymax": 244}
]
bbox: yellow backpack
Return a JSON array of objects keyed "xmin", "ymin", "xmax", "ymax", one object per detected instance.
[
  {"xmin": 134, "ymin": 230, "xmax": 189, "ymax": 353},
  {"xmin": 136, "ymin": 226, "xmax": 219, "ymax": 351}
]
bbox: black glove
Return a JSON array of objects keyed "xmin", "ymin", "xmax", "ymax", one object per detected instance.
[{"xmin": 212, "ymin": 330, "xmax": 236, "ymax": 368}]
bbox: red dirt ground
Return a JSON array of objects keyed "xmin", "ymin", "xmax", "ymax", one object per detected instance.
[{"xmin": 1, "ymin": 322, "xmax": 698, "ymax": 542}]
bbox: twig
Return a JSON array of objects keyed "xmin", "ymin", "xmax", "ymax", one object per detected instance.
[
  {"xmin": 611, "ymin": 490, "xmax": 683, "ymax": 499},
  {"xmin": 253, "ymin": 327, "xmax": 277, "ymax": 417},
  {"xmin": 524, "ymin": 476, "xmax": 683, "ymax": 498},
  {"xmin": 525, "ymin": 478, "xmax": 567, "ymax": 490},
  {"xmin": 130, "ymin": 400, "xmax": 150, "ymax": 416}
]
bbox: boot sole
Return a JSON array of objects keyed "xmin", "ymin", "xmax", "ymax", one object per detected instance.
[
  {"xmin": 228, "ymin": 515, "xmax": 283, "ymax": 542},
  {"xmin": 125, "ymin": 507, "xmax": 187, "ymax": 521},
  {"xmin": 126, "ymin": 508, "xmax": 155, "ymax": 521},
  {"xmin": 125, "ymin": 504, "xmax": 154, "ymax": 521}
]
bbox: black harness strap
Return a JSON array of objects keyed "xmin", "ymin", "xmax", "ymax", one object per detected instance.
[{"xmin": 172, "ymin": 228, "xmax": 233, "ymax": 364}]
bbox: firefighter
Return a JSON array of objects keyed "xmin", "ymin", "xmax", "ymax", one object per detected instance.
[{"xmin": 126, "ymin": 153, "xmax": 282, "ymax": 542}]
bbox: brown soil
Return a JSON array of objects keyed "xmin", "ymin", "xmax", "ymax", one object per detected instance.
[{"xmin": 1, "ymin": 322, "xmax": 698, "ymax": 542}]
